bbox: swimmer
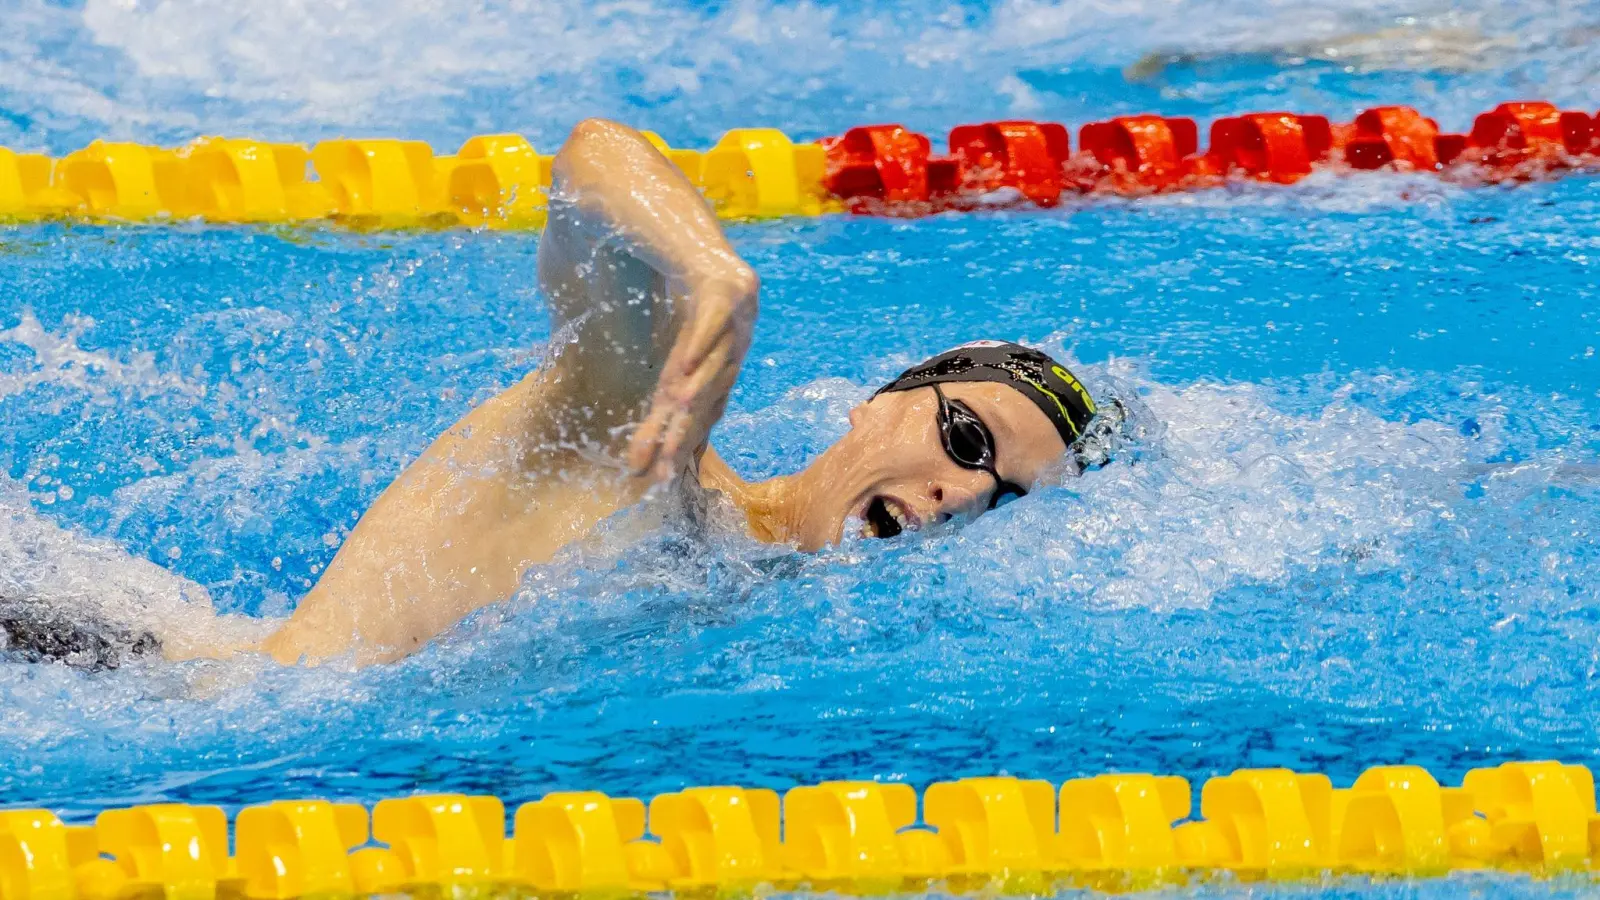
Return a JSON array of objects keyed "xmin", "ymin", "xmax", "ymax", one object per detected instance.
[{"xmin": 231, "ymin": 120, "xmax": 1104, "ymax": 665}]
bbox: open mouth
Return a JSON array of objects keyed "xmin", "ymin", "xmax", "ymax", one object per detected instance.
[{"xmin": 861, "ymin": 495, "xmax": 916, "ymax": 539}]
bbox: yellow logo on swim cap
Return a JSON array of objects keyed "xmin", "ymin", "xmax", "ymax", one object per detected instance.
[{"xmin": 1051, "ymin": 364, "xmax": 1097, "ymax": 415}]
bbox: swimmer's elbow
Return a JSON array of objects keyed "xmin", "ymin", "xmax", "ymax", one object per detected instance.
[
  {"xmin": 567, "ymin": 117, "xmax": 632, "ymax": 146},
  {"xmin": 716, "ymin": 262, "xmax": 761, "ymax": 316},
  {"xmin": 553, "ymin": 118, "xmax": 650, "ymax": 188},
  {"xmin": 724, "ymin": 261, "xmax": 760, "ymax": 298}
]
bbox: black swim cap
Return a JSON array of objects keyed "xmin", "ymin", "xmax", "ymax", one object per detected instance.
[{"xmin": 874, "ymin": 341, "xmax": 1098, "ymax": 448}]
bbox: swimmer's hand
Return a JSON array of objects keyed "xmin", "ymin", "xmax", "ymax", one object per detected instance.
[
  {"xmin": 540, "ymin": 118, "xmax": 761, "ymax": 484},
  {"xmin": 263, "ymin": 118, "xmax": 762, "ymax": 668},
  {"xmin": 627, "ymin": 263, "xmax": 759, "ymax": 482}
]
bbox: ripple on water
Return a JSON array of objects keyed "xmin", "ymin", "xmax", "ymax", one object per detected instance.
[{"xmin": 0, "ymin": 162, "xmax": 1596, "ymax": 853}]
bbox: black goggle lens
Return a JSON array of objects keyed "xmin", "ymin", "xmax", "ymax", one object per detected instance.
[
  {"xmin": 942, "ymin": 403, "xmax": 995, "ymax": 469},
  {"xmin": 934, "ymin": 387, "xmax": 1028, "ymax": 510}
]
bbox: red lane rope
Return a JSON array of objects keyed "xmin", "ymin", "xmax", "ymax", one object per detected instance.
[{"xmin": 821, "ymin": 101, "xmax": 1600, "ymax": 214}]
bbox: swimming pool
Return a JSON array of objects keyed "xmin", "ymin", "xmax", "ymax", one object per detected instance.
[{"xmin": 3, "ymin": 0, "xmax": 1600, "ymax": 895}]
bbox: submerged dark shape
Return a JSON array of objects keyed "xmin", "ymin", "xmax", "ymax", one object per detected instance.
[{"xmin": 0, "ymin": 596, "xmax": 161, "ymax": 671}]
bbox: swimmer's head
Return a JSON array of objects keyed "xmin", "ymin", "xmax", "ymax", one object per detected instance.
[{"xmin": 782, "ymin": 341, "xmax": 1106, "ymax": 549}]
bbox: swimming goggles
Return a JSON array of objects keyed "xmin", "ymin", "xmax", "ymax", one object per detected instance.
[{"xmin": 932, "ymin": 384, "xmax": 1028, "ymax": 509}]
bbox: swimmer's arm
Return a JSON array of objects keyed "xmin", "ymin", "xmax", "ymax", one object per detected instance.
[
  {"xmin": 255, "ymin": 121, "xmax": 757, "ymax": 666},
  {"xmin": 537, "ymin": 118, "xmax": 760, "ymax": 480}
]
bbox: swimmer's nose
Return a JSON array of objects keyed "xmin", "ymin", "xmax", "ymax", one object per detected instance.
[{"xmin": 929, "ymin": 472, "xmax": 995, "ymax": 522}]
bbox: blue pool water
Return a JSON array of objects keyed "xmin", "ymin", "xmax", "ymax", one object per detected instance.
[{"xmin": 3, "ymin": 1, "xmax": 1600, "ymax": 896}]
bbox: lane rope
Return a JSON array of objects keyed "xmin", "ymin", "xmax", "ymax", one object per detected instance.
[
  {"xmin": 1, "ymin": 102, "xmax": 1596, "ymax": 228},
  {"xmin": 2, "ymin": 760, "xmax": 1599, "ymax": 897},
  {"xmin": 3, "ymin": 107, "xmax": 1599, "ymax": 896}
]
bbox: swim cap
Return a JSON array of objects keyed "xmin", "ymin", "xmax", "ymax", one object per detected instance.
[{"xmin": 874, "ymin": 341, "xmax": 1098, "ymax": 448}]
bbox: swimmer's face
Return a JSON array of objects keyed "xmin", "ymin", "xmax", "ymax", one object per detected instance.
[{"xmin": 793, "ymin": 382, "xmax": 1069, "ymax": 549}]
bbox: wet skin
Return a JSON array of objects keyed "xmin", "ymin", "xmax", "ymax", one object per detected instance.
[{"xmin": 245, "ymin": 119, "xmax": 1067, "ymax": 666}]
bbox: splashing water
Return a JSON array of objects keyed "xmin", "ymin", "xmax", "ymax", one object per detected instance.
[
  {"xmin": 2, "ymin": 6, "xmax": 1600, "ymax": 899},
  {"xmin": 1, "ymin": 182, "xmax": 1597, "ymax": 819}
]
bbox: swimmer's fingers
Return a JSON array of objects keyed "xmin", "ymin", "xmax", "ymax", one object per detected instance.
[
  {"xmin": 630, "ymin": 276, "xmax": 753, "ymax": 480},
  {"xmin": 650, "ymin": 410, "xmax": 697, "ymax": 483},
  {"xmin": 652, "ymin": 337, "xmax": 744, "ymax": 480},
  {"xmin": 625, "ymin": 348, "xmax": 708, "ymax": 479},
  {"xmin": 632, "ymin": 328, "xmax": 745, "ymax": 482},
  {"xmin": 627, "ymin": 392, "xmax": 672, "ymax": 477},
  {"xmin": 630, "ymin": 398, "xmax": 694, "ymax": 484},
  {"xmin": 677, "ymin": 267, "xmax": 759, "ymax": 372},
  {"xmin": 626, "ymin": 350, "xmax": 702, "ymax": 478},
  {"xmin": 674, "ymin": 301, "xmax": 732, "ymax": 376}
]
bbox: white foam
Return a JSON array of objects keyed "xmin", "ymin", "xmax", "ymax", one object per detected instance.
[
  {"xmin": 0, "ymin": 311, "xmax": 203, "ymax": 403},
  {"xmin": 0, "ymin": 310, "xmax": 300, "ymax": 656},
  {"xmin": 1107, "ymin": 169, "xmax": 1470, "ymax": 215},
  {"xmin": 752, "ymin": 358, "xmax": 1481, "ymax": 614},
  {"xmin": 596, "ymin": 350, "xmax": 1487, "ymax": 619},
  {"xmin": 0, "ymin": 475, "xmax": 272, "ymax": 657},
  {"xmin": 1074, "ymin": 369, "xmax": 1469, "ymax": 609}
]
